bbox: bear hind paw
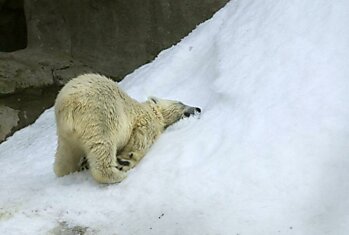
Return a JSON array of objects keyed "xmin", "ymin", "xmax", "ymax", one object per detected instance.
[
  {"xmin": 90, "ymin": 166, "xmax": 127, "ymax": 184},
  {"xmin": 78, "ymin": 156, "xmax": 90, "ymax": 171}
]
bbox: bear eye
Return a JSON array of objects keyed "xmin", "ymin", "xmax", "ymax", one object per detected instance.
[{"xmin": 150, "ymin": 97, "xmax": 157, "ymax": 104}]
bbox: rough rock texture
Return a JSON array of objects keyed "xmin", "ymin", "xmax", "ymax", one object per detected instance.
[
  {"xmin": 0, "ymin": 0, "xmax": 228, "ymax": 142},
  {"xmin": 0, "ymin": 85, "xmax": 61, "ymax": 142},
  {"xmin": 0, "ymin": 49, "xmax": 92, "ymax": 95},
  {"xmin": 23, "ymin": 0, "xmax": 229, "ymax": 79},
  {"xmin": 0, "ymin": 106, "xmax": 19, "ymax": 141}
]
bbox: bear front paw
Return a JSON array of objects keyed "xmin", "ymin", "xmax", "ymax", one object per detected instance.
[{"xmin": 116, "ymin": 152, "xmax": 137, "ymax": 171}]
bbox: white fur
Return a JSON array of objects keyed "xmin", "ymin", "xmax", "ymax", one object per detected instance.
[{"xmin": 54, "ymin": 73, "xmax": 190, "ymax": 184}]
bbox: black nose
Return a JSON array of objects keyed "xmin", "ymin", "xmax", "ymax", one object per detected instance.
[
  {"xmin": 195, "ymin": 107, "xmax": 201, "ymax": 113},
  {"xmin": 184, "ymin": 112, "xmax": 191, "ymax": 117}
]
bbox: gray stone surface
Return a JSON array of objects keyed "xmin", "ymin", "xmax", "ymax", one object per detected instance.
[
  {"xmin": 0, "ymin": 106, "xmax": 19, "ymax": 142},
  {"xmin": 24, "ymin": 0, "xmax": 229, "ymax": 79},
  {"xmin": 0, "ymin": 49, "xmax": 92, "ymax": 96},
  {"xmin": 0, "ymin": 85, "xmax": 60, "ymax": 142}
]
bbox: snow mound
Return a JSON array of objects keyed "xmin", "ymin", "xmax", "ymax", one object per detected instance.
[{"xmin": 1, "ymin": 1, "xmax": 349, "ymax": 234}]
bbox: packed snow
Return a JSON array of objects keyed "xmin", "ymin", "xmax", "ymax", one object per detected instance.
[{"xmin": 1, "ymin": 0, "xmax": 349, "ymax": 234}]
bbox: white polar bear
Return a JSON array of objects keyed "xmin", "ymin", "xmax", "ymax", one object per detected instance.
[{"xmin": 53, "ymin": 73, "xmax": 201, "ymax": 184}]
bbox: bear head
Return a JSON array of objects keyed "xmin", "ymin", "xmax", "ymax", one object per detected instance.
[{"xmin": 148, "ymin": 97, "xmax": 201, "ymax": 128}]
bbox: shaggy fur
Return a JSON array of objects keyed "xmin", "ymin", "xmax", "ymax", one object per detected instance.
[{"xmin": 53, "ymin": 73, "xmax": 200, "ymax": 184}]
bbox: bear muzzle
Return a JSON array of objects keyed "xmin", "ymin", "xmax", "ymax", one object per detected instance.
[{"xmin": 183, "ymin": 107, "xmax": 201, "ymax": 118}]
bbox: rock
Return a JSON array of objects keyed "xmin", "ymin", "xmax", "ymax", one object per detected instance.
[
  {"xmin": 0, "ymin": 51, "xmax": 53, "ymax": 95},
  {"xmin": 0, "ymin": 85, "xmax": 61, "ymax": 142},
  {"xmin": 0, "ymin": 49, "xmax": 93, "ymax": 96},
  {"xmin": 23, "ymin": 0, "xmax": 229, "ymax": 79},
  {"xmin": 0, "ymin": 105, "xmax": 19, "ymax": 142}
]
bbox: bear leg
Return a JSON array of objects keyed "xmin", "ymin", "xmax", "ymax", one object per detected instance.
[
  {"xmin": 86, "ymin": 140, "xmax": 126, "ymax": 184},
  {"xmin": 54, "ymin": 136, "xmax": 84, "ymax": 177}
]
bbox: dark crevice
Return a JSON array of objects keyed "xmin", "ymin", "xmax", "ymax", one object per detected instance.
[{"xmin": 0, "ymin": 0, "xmax": 27, "ymax": 52}]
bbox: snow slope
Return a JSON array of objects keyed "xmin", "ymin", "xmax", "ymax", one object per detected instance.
[{"xmin": 1, "ymin": 0, "xmax": 349, "ymax": 234}]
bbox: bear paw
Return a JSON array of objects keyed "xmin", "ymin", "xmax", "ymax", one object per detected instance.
[
  {"xmin": 90, "ymin": 166, "xmax": 127, "ymax": 184},
  {"xmin": 116, "ymin": 152, "xmax": 137, "ymax": 171}
]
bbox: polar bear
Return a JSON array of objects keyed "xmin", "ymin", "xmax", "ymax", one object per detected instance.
[{"xmin": 53, "ymin": 73, "xmax": 201, "ymax": 184}]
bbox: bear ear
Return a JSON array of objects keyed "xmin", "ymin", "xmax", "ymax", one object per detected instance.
[{"xmin": 148, "ymin": 96, "xmax": 158, "ymax": 104}]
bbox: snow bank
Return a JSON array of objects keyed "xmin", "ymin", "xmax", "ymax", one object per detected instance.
[{"xmin": 1, "ymin": 0, "xmax": 349, "ymax": 234}]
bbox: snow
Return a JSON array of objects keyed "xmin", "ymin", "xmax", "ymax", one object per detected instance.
[{"xmin": 1, "ymin": 0, "xmax": 349, "ymax": 234}]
